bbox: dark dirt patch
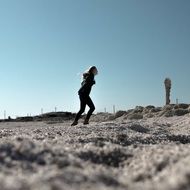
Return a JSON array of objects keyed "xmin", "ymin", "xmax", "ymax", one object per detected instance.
[{"xmin": 77, "ymin": 148, "xmax": 133, "ymax": 167}]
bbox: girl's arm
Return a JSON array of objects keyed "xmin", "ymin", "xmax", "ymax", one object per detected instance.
[{"xmin": 84, "ymin": 74, "xmax": 95, "ymax": 86}]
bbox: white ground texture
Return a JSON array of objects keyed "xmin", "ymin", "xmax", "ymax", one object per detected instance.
[{"xmin": 1, "ymin": 115, "xmax": 190, "ymax": 190}]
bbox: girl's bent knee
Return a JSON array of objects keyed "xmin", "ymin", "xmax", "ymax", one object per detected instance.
[
  {"xmin": 91, "ymin": 107, "xmax": 95, "ymax": 112},
  {"xmin": 79, "ymin": 109, "xmax": 85, "ymax": 114}
]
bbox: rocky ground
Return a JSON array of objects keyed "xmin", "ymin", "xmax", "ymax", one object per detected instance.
[{"xmin": 0, "ymin": 113, "xmax": 190, "ymax": 190}]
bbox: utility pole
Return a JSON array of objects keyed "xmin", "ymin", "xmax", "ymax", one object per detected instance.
[
  {"xmin": 55, "ymin": 107, "xmax": 57, "ymax": 112},
  {"xmin": 4, "ymin": 110, "xmax": 6, "ymax": 120},
  {"xmin": 176, "ymin": 98, "xmax": 179, "ymax": 105},
  {"xmin": 104, "ymin": 108, "xmax": 107, "ymax": 113},
  {"xmin": 113, "ymin": 105, "xmax": 116, "ymax": 114},
  {"xmin": 41, "ymin": 108, "xmax": 43, "ymax": 115}
]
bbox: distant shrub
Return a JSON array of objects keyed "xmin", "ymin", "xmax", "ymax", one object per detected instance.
[
  {"xmin": 151, "ymin": 107, "xmax": 162, "ymax": 113},
  {"xmin": 133, "ymin": 106, "xmax": 144, "ymax": 113},
  {"xmin": 174, "ymin": 104, "xmax": 189, "ymax": 110},
  {"xmin": 16, "ymin": 117, "xmax": 34, "ymax": 122},
  {"xmin": 145, "ymin": 105, "xmax": 155, "ymax": 109},
  {"xmin": 174, "ymin": 109, "xmax": 189, "ymax": 116},
  {"xmin": 115, "ymin": 110, "xmax": 127, "ymax": 118},
  {"xmin": 126, "ymin": 113, "xmax": 143, "ymax": 120}
]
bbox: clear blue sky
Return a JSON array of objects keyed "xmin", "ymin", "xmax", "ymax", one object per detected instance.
[{"xmin": 0, "ymin": 0, "xmax": 190, "ymax": 118}]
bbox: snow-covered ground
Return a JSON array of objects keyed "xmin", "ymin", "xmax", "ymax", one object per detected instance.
[{"xmin": 0, "ymin": 115, "xmax": 190, "ymax": 190}]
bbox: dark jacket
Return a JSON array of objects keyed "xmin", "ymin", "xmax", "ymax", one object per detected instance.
[{"xmin": 78, "ymin": 72, "xmax": 95, "ymax": 96}]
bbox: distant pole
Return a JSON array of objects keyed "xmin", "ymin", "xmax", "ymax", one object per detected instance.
[
  {"xmin": 176, "ymin": 98, "xmax": 179, "ymax": 105},
  {"xmin": 113, "ymin": 105, "xmax": 116, "ymax": 114},
  {"xmin": 4, "ymin": 110, "xmax": 6, "ymax": 120},
  {"xmin": 41, "ymin": 108, "xmax": 43, "ymax": 115},
  {"xmin": 55, "ymin": 107, "xmax": 57, "ymax": 112},
  {"xmin": 104, "ymin": 108, "xmax": 107, "ymax": 113}
]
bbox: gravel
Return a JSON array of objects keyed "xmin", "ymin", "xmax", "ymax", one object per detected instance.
[{"xmin": 0, "ymin": 115, "xmax": 190, "ymax": 190}]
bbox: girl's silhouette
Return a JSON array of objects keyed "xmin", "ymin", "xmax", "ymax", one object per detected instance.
[{"xmin": 71, "ymin": 66, "xmax": 98, "ymax": 126}]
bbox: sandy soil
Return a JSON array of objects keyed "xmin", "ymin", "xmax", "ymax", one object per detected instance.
[{"xmin": 0, "ymin": 115, "xmax": 190, "ymax": 190}]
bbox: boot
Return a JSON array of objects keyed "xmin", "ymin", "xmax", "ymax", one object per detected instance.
[
  {"xmin": 71, "ymin": 121, "xmax": 78, "ymax": 126},
  {"xmin": 83, "ymin": 119, "xmax": 89, "ymax": 125}
]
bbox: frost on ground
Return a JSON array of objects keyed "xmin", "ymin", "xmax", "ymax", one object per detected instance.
[{"xmin": 0, "ymin": 115, "xmax": 190, "ymax": 190}]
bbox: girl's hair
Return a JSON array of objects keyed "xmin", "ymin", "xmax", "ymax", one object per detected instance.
[
  {"xmin": 81, "ymin": 66, "xmax": 97, "ymax": 81},
  {"xmin": 88, "ymin": 66, "xmax": 97, "ymax": 74},
  {"xmin": 83, "ymin": 66, "xmax": 97, "ymax": 79}
]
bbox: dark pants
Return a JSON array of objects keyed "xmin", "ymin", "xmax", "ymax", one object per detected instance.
[{"xmin": 74, "ymin": 95, "xmax": 95, "ymax": 122}]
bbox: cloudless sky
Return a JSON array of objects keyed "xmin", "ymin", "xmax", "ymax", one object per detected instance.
[{"xmin": 0, "ymin": 0, "xmax": 190, "ymax": 118}]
